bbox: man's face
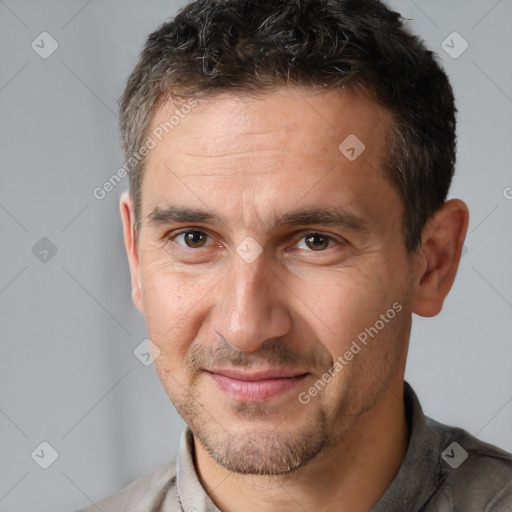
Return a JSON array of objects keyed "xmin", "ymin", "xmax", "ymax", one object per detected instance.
[{"xmin": 126, "ymin": 87, "xmax": 421, "ymax": 475}]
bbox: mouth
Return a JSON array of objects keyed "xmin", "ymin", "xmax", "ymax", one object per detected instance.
[{"xmin": 204, "ymin": 368, "xmax": 310, "ymax": 402}]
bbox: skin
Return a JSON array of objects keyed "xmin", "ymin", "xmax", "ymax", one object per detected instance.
[{"xmin": 120, "ymin": 86, "xmax": 469, "ymax": 511}]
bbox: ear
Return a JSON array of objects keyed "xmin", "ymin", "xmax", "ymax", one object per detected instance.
[
  {"xmin": 120, "ymin": 192, "xmax": 144, "ymax": 314},
  {"xmin": 412, "ymin": 199, "xmax": 469, "ymax": 317}
]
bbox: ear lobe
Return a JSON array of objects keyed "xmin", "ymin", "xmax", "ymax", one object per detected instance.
[
  {"xmin": 412, "ymin": 199, "xmax": 469, "ymax": 317},
  {"xmin": 120, "ymin": 192, "xmax": 144, "ymax": 314}
]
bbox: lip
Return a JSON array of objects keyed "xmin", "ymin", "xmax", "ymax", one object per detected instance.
[
  {"xmin": 207, "ymin": 368, "xmax": 309, "ymax": 381},
  {"xmin": 205, "ymin": 368, "xmax": 309, "ymax": 402}
]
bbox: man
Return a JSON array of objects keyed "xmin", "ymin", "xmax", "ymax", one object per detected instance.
[{"xmin": 77, "ymin": 0, "xmax": 512, "ymax": 510}]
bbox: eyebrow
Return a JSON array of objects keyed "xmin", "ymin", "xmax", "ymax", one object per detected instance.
[{"xmin": 147, "ymin": 205, "xmax": 371, "ymax": 234}]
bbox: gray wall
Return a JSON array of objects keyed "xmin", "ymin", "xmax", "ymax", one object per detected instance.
[{"xmin": 0, "ymin": 1, "xmax": 510, "ymax": 511}]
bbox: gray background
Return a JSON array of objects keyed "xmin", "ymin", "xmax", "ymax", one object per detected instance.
[{"xmin": 0, "ymin": 1, "xmax": 510, "ymax": 511}]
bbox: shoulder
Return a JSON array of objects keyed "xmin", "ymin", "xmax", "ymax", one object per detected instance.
[
  {"xmin": 74, "ymin": 456, "xmax": 179, "ymax": 512},
  {"xmin": 427, "ymin": 417, "xmax": 512, "ymax": 510}
]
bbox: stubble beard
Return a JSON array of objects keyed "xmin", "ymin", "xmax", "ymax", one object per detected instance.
[
  {"xmin": 175, "ymin": 383, "xmax": 331, "ymax": 475},
  {"xmin": 169, "ymin": 362, "xmax": 369, "ymax": 476}
]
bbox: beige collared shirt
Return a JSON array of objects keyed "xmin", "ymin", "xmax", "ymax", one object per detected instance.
[{"xmin": 75, "ymin": 382, "xmax": 512, "ymax": 511}]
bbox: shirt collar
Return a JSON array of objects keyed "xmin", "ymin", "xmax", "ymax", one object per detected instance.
[
  {"xmin": 176, "ymin": 427, "xmax": 221, "ymax": 512},
  {"xmin": 371, "ymin": 381, "xmax": 444, "ymax": 511},
  {"xmin": 176, "ymin": 381, "xmax": 441, "ymax": 512}
]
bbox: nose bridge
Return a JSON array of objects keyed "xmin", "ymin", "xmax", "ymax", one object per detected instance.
[
  {"xmin": 212, "ymin": 252, "xmax": 291, "ymax": 352},
  {"xmin": 230, "ymin": 255, "xmax": 267, "ymax": 326}
]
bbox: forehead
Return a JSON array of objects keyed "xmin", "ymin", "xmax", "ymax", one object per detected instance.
[
  {"xmin": 140, "ymin": 86, "xmax": 400, "ymax": 233},
  {"xmin": 148, "ymin": 87, "xmax": 390, "ymax": 162}
]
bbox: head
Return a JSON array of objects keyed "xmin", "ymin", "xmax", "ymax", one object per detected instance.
[{"xmin": 119, "ymin": 0, "xmax": 469, "ymax": 475}]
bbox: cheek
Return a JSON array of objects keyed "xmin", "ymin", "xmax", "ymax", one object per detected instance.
[
  {"xmin": 139, "ymin": 270, "xmax": 189, "ymax": 349},
  {"xmin": 291, "ymin": 265, "xmax": 393, "ymax": 351},
  {"xmin": 139, "ymin": 247, "xmax": 209, "ymax": 320},
  {"xmin": 139, "ymin": 261, "xmax": 222, "ymax": 366}
]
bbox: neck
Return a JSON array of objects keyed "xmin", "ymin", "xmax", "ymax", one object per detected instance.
[{"xmin": 193, "ymin": 383, "xmax": 409, "ymax": 512}]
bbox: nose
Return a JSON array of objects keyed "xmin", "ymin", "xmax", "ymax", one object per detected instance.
[{"xmin": 210, "ymin": 252, "xmax": 293, "ymax": 353}]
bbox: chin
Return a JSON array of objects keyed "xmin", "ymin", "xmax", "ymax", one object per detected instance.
[{"xmin": 190, "ymin": 410, "xmax": 330, "ymax": 476}]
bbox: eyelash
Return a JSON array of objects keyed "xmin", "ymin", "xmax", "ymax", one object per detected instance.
[{"xmin": 166, "ymin": 229, "xmax": 344, "ymax": 252}]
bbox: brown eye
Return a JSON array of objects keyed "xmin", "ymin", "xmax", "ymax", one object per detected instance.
[
  {"xmin": 303, "ymin": 233, "xmax": 330, "ymax": 251},
  {"xmin": 177, "ymin": 230, "xmax": 209, "ymax": 248}
]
